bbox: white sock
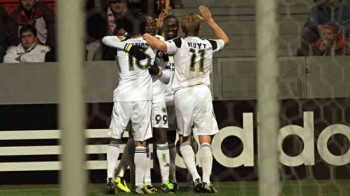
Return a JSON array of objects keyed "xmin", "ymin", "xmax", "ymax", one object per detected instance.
[
  {"xmin": 144, "ymin": 146, "xmax": 152, "ymax": 185},
  {"xmin": 168, "ymin": 143, "xmax": 177, "ymax": 183},
  {"xmin": 180, "ymin": 143, "xmax": 200, "ymax": 182},
  {"xmin": 115, "ymin": 139, "xmax": 134, "ymax": 177},
  {"xmin": 200, "ymin": 143, "xmax": 213, "ymax": 184},
  {"xmin": 156, "ymin": 143, "xmax": 170, "ymax": 183},
  {"xmin": 107, "ymin": 144, "xmax": 120, "ymax": 180},
  {"xmin": 134, "ymin": 146, "xmax": 147, "ymax": 188}
]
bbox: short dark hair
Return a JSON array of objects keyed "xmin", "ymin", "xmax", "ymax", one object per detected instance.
[
  {"xmin": 20, "ymin": 25, "xmax": 37, "ymax": 37},
  {"xmin": 164, "ymin": 15, "xmax": 179, "ymax": 26},
  {"xmin": 122, "ymin": 9, "xmax": 146, "ymax": 35}
]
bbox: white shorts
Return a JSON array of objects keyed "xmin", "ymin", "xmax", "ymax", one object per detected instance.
[
  {"xmin": 152, "ymin": 100, "xmax": 169, "ymax": 128},
  {"xmin": 166, "ymin": 104, "xmax": 177, "ymax": 131},
  {"xmin": 174, "ymin": 85, "xmax": 219, "ymax": 137},
  {"xmin": 109, "ymin": 101, "xmax": 152, "ymax": 141}
]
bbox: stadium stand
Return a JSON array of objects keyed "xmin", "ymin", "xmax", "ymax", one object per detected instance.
[
  {"xmin": 1, "ymin": 0, "xmax": 56, "ymax": 13},
  {"xmin": 172, "ymin": 0, "xmax": 314, "ymax": 57}
]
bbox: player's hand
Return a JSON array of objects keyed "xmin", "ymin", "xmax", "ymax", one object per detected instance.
[
  {"xmin": 157, "ymin": 10, "xmax": 169, "ymax": 31},
  {"xmin": 199, "ymin": 5, "xmax": 212, "ymax": 22},
  {"xmin": 124, "ymin": 44, "xmax": 147, "ymax": 61},
  {"xmin": 148, "ymin": 60, "xmax": 162, "ymax": 76}
]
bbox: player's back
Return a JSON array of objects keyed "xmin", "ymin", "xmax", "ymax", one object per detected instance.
[
  {"xmin": 114, "ymin": 37, "xmax": 155, "ymax": 102},
  {"xmin": 172, "ymin": 36, "xmax": 215, "ymax": 90}
]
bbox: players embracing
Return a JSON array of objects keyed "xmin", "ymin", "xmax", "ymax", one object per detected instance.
[{"xmin": 102, "ymin": 5, "xmax": 229, "ymax": 194}]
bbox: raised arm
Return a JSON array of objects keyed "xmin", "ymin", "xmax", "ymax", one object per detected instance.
[
  {"xmin": 156, "ymin": 10, "xmax": 169, "ymax": 34},
  {"xmin": 199, "ymin": 5, "xmax": 230, "ymax": 46}
]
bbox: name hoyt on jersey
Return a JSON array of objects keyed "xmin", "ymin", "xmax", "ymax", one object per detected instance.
[{"xmin": 187, "ymin": 42, "xmax": 208, "ymax": 49}]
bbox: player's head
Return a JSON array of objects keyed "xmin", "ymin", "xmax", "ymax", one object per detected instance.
[
  {"xmin": 181, "ymin": 13, "xmax": 201, "ymax": 36},
  {"xmin": 20, "ymin": 25, "xmax": 37, "ymax": 50},
  {"xmin": 122, "ymin": 9, "xmax": 146, "ymax": 36},
  {"xmin": 144, "ymin": 15, "xmax": 157, "ymax": 36},
  {"xmin": 163, "ymin": 15, "xmax": 179, "ymax": 40}
]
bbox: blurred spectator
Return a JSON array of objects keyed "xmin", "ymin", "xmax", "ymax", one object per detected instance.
[
  {"xmin": 85, "ymin": 0, "xmax": 116, "ymax": 61},
  {"xmin": 170, "ymin": 0, "xmax": 183, "ymax": 9},
  {"xmin": 0, "ymin": 5, "xmax": 20, "ymax": 63},
  {"xmin": 127, "ymin": 0, "xmax": 160, "ymax": 16},
  {"xmin": 298, "ymin": 0, "xmax": 350, "ymax": 55},
  {"xmin": 106, "ymin": 0, "xmax": 127, "ymax": 35},
  {"xmin": 10, "ymin": 0, "xmax": 56, "ymax": 48},
  {"xmin": 312, "ymin": 23, "xmax": 350, "ymax": 55},
  {"xmin": 3, "ymin": 25, "xmax": 50, "ymax": 63}
]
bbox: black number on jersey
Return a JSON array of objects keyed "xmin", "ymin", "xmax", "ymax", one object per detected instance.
[
  {"xmin": 169, "ymin": 55, "xmax": 175, "ymax": 71},
  {"xmin": 155, "ymin": 114, "xmax": 168, "ymax": 125},
  {"xmin": 128, "ymin": 53, "xmax": 151, "ymax": 71},
  {"xmin": 189, "ymin": 48, "xmax": 205, "ymax": 73}
]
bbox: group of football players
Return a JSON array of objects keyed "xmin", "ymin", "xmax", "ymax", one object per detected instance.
[{"xmin": 101, "ymin": 5, "xmax": 229, "ymax": 194}]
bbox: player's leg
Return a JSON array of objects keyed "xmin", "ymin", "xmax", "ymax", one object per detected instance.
[
  {"xmin": 175, "ymin": 88, "xmax": 202, "ymax": 192},
  {"xmin": 198, "ymin": 135, "xmax": 217, "ymax": 193},
  {"xmin": 106, "ymin": 102, "xmax": 130, "ymax": 194},
  {"xmin": 114, "ymin": 137, "xmax": 134, "ymax": 193},
  {"xmin": 166, "ymin": 104, "xmax": 178, "ymax": 187},
  {"xmin": 154, "ymin": 127, "xmax": 175, "ymax": 192},
  {"xmin": 143, "ymin": 144, "xmax": 158, "ymax": 194},
  {"xmin": 106, "ymin": 138, "xmax": 121, "ymax": 194},
  {"xmin": 193, "ymin": 85, "xmax": 219, "ymax": 193},
  {"xmin": 151, "ymin": 100, "xmax": 174, "ymax": 192},
  {"xmin": 131, "ymin": 100, "xmax": 153, "ymax": 194}
]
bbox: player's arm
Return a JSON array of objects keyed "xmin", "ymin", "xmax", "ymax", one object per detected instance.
[
  {"xmin": 143, "ymin": 33, "xmax": 168, "ymax": 52},
  {"xmin": 144, "ymin": 33, "xmax": 181, "ymax": 55},
  {"xmin": 102, "ymin": 36, "xmax": 146, "ymax": 60},
  {"xmin": 148, "ymin": 59, "xmax": 171, "ymax": 84},
  {"xmin": 102, "ymin": 36, "xmax": 125, "ymax": 49},
  {"xmin": 199, "ymin": 5, "xmax": 229, "ymax": 46}
]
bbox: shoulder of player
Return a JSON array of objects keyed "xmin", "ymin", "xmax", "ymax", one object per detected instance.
[
  {"xmin": 196, "ymin": 38, "xmax": 220, "ymax": 49},
  {"xmin": 166, "ymin": 37, "xmax": 183, "ymax": 48},
  {"xmin": 122, "ymin": 37, "xmax": 150, "ymax": 49}
]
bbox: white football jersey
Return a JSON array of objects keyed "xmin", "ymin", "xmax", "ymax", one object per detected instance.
[
  {"xmin": 152, "ymin": 35, "xmax": 167, "ymax": 102},
  {"xmin": 165, "ymin": 36, "xmax": 225, "ymax": 91},
  {"xmin": 164, "ymin": 54, "xmax": 175, "ymax": 105},
  {"xmin": 114, "ymin": 37, "xmax": 155, "ymax": 101}
]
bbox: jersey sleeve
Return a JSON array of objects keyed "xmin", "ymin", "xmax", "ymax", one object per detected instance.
[
  {"xmin": 102, "ymin": 36, "xmax": 127, "ymax": 50},
  {"xmin": 165, "ymin": 37, "xmax": 182, "ymax": 54},
  {"xmin": 208, "ymin": 39, "xmax": 225, "ymax": 53}
]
